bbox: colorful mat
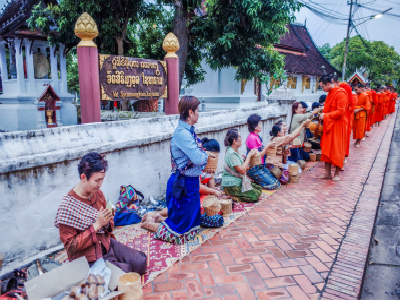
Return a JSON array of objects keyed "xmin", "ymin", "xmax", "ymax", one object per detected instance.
[{"xmin": 53, "ymin": 161, "xmax": 319, "ymax": 286}]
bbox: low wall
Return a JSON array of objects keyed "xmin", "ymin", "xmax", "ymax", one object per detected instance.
[{"xmin": 0, "ymin": 101, "xmax": 293, "ymax": 273}]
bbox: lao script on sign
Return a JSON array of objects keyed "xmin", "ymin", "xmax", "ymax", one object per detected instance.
[{"xmin": 99, "ymin": 54, "xmax": 167, "ymax": 101}]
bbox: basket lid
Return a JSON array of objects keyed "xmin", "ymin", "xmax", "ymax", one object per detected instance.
[{"xmin": 202, "ymin": 195, "xmax": 219, "ymax": 207}]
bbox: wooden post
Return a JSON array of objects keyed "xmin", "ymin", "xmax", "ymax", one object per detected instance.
[
  {"xmin": 163, "ymin": 33, "xmax": 180, "ymax": 115},
  {"xmin": 74, "ymin": 12, "xmax": 101, "ymax": 123}
]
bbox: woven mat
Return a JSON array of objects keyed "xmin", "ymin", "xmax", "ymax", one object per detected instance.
[{"xmin": 52, "ymin": 161, "xmax": 319, "ymax": 286}]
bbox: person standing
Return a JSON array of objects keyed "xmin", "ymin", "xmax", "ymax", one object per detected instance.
[
  {"xmin": 317, "ymin": 75, "xmax": 347, "ymax": 182},
  {"xmin": 141, "ymin": 96, "xmax": 215, "ymax": 244},
  {"xmin": 375, "ymin": 86, "xmax": 385, "ymax": 126},
  {"xmin": 353, "ymin": 84, "xmax": 371, "ymax": 148}
]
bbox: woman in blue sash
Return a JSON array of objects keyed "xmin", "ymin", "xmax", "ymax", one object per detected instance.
[{"xmin": 141, "ymin": 96, "xmax": 214, "ymax": 244}]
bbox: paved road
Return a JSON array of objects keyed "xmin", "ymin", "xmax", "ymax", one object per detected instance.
[{"xmin": 361, "ymin": 107, "xmax": 400, "ymax": 300}]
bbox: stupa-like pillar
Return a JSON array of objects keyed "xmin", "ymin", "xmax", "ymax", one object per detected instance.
[
  {"xmin": 162, "ymin": 33, "xmax": 180, "ymax": 115},
  {"xmin": 75, "ymin": 12, "xmax": 101, "ymax": 123}
]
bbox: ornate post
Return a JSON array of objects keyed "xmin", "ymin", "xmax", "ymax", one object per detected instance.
[
  {"xmin": 74, "ymin": 12, "xmax": 101, "ymax": 123},
  {"xmin": 162, "ymin": 33, "xmax": 180, "ymax": 115}
]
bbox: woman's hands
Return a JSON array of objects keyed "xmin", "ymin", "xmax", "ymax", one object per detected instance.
[
  {"xmin": 94, "ymin": 207, "xmax": 113, "ymax": 232},
  {"xmin": 248, "ymin": 149, "xmax": 258, "ymax": 157},
  {"xmin": 301, "ymin": 119, "xmax": 311, "ymax": 128},
  {"xmin": 313, "ymin": 107, "xmax": 323, "ymax": 115}
]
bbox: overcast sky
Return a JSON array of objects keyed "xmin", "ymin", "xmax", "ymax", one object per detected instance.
[{"xmin": 294, "ymin": 0, "xmax": 400, "ymax": 53}]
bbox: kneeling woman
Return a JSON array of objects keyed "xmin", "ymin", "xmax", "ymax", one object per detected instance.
[
  {"xmin": 142, "ymin": 138, "xmax": 221, "ymax": 223},
  {"xmin": 245, "ymin": 114, "xmax": 281, "ymax": 190},
  {"xmin": 222, "ymin": 129, "xmax": 263, "ymax": 203},
  {"xmin": 266, "ymin": 120, "xmax": 309, "ymax": 184},
  {"xmin": 55, "ymin": 152, "xmax": 147, "ymax": 274},
  {"xmin": 141, "ymin": 96, "xmax": 214, "ymax": 244}
]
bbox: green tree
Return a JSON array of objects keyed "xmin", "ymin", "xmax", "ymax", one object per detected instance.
[
  {"xmin": 317, "ymin": 43, "xmax": 332, "ymax": 61},
  {"xmin": 324, "ymin": 36, "xmax": 400, "ymax": 87},
  {"xmin": 29, "ymin": 0, "xmax": 301, "ymax": 107},
  {"xmin": 164, "ymin": 0, "xmax": 301, "ymax": 89}
]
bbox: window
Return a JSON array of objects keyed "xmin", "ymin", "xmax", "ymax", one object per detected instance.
[
  {"xmin": 270, "ymin": 78, "xmax": 281, "ymax": 88},
  {"xmin": 287, "ymin": 76, "xmax": 297, "ymax": 89},
  {"xmin": 302, "ymin": 76, "xmax": 310, "ymax": 93}
]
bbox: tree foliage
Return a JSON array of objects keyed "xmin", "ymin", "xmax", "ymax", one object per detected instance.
[
  {"xmin": 28, "ymin": 0, "xmax": 301, "ymax": 96},
  {"xmin": 326, "ymin": 36, "xmax": 400, "ymax": 87},
  {"xmin": 317, "ymin": 43, "xmax": 332, "ymax": 61}
]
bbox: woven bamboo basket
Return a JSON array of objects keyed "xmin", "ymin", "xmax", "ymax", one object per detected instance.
[
  {"xmin": 298, "ymin": 160, "xmax": 306, "ymax": 170},
  {"xmin": 249, "ymin": 152, "xmax": 262, "ymax": 168},
  {"xmin": 270, "ymin": 165, "xmax": 283, "ymax": 179},
  {"xmin": 220, "ymin": 198, "xmax": 233, "ymax": 215},
  {"xmin": 289, "ymin": 173, "xmax": 299, "ymax": 183},
  {"xmin": 118, "ymin": 273, "xmax": 142, "ymax": 300},
  {"xmin": 316, "ymin": 153, "xmax": 322, "ymax": 161},
  {"xmin": 309, "ymin": 153, "xmax": 317, "ymax": 162},
  {"xmin": 204, "ymin": 153, "xmax": 218, "ymax": 170},
  {"xmin": 202, "ymin": 195, "xmax": 221, "ymax": 216},
  {"xmin": 288, "ymin": 163, "xmax": 299, "ymax": 175},
  {"xmin": 292, "ymin": 138, "xmax": 302, "ymax": 147},
  {"xmin": 303, "ymin": 142, "xmax": 312, "ymax": 153}
]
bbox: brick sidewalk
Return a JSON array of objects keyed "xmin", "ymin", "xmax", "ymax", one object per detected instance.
[{"xmin": 143, "ymin": 114, "xmax": 395, "ymax": 300}]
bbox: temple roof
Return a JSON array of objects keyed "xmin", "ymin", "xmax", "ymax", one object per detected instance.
[
  {"xmin": 0, "ymin": 0, "xmax": 57, "ymax": 38},
  {"xmin": 274, "ymin": 24, "xmax": 341, "ymax": 77}
]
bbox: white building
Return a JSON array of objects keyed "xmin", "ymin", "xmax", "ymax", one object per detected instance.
[
  {"xmin": 183, "ymin": 23, "xmax": 340, "ymax": 110},
  {"xmin": 0, "ymin": 0, "xmax": 77, "ymax": 132}
]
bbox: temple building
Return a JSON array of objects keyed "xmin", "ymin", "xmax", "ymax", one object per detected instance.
[
  {"xmin": 0, "ymin": 0, "xmax": 77, "ymax": 132},
  {"xmin": 347, "ymin": 71, "xmax": 369, "ymax": 87},
  {"xmin": 184, "ymin": 23, "xmax": 341, "ymax": 111}
]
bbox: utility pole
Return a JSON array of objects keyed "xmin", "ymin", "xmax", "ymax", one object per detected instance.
[{"xmin": 342, "ymin": 0, "xmax": 353, "ymax": 82}]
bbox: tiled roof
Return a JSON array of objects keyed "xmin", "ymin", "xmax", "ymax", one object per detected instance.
[
  {"xmin": 0, "ymin": 0, "xmax": 57, "ymax": 37},
  {"xmin": 275, "ymin": 24, "xmax": 341, "ymax": 77}
]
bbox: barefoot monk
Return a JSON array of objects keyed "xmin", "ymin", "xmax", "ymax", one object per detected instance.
[
  {"xmin": 318, "ymin": 75, "xmax": 347, "ymax": 182},
  {"xmin": 353, "ymin": 84, "xmax": 371, "ymax": 148}
]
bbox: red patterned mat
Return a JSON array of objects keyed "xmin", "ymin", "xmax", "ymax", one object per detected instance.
[{"xmin": 53, "ymin": 161, "xmax": 319, "ymax": 286}]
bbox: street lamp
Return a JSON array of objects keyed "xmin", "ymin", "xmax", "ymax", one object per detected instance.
[{"xmin": 341, "ymin": 7, "xmax": 392, "ymax": 81}]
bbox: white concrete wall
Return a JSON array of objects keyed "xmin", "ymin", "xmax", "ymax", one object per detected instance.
[{"xmin": 0, "ymin": 103, "xmax": 293, "ymax": 272}]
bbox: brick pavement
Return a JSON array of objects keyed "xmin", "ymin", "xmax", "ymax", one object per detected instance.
[{"xmin": 143, "ymin": 114, "xmax": 395, "ymax": 300}]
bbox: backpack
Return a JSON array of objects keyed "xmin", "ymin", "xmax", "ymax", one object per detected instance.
[{"xmin": 113, "ymin": 185, "xmax": 144, "ymax": 226}]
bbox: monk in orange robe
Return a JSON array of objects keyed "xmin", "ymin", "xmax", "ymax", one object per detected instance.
[
  {"xmin": 365, "ymin": 85, "xmax": 373, "ymax": 133},
  {"xmin": 383, "ymin": 86, "xmax": 390, "ymax": 118},
  {"xmin": 318, "ymin": 75, "xmax": 348, "ymax": 182},
  {"xmin": 393, "ymin": 88, "xmax": 398, "ymax": 113},
  {"xmin": 375, "ymin": 86, "xmax": 385, "ymax": 125},
  {"xmin": 390, "ymin": 87, "xmax": 397, "ymax": 114},
  {"xmin": 353, "ymin": 84, "xmax": 371, "ymax": 148},
  {"xmin": 331, "ymin": 76, "xmax": 352, "ymax": 160},
  {"xmin": 340, "ymin": 83, "xmax": 354, "ymax": 158},
  {"xmin": 370, "ymin": 89, "xmax": 377, "ymax": 126}
]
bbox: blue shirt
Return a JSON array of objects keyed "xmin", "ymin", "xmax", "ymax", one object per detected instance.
[{"xmin": 171, "ymin": 120, "xmax": 208, "ymax": 177}]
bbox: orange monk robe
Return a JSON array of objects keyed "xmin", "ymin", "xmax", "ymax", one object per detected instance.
[
  {"xmin": 340, "ymin": 83, "xmax": 354, "ymax": 157},
  {"xmin": 393, "ymin": 93, "xmax": 398, "ymax": 113},
  {"xmin": 320, "ymin": 86, "xmax": 348, "ymax": 169},
  {"xmin": 375, "ymin": 93, "xmax": 384, "ymax": 122},
  {"xmin": 390, "ymin": 92, "xmax": 397, "ymax": 114},
  {"xmin": 384, "ymin": 92, "xmax": 390, "ymax": 116},
  {"xmin": 370, "ymin": 91, "xmax": 377, "ymax": 124},
  {"xmin": 365, "ymin": 91, "xmax": 372, "ymax": 132},
  {"xmin": 353, "ymin": 92, "xmax": 371, "ymax": 140}
]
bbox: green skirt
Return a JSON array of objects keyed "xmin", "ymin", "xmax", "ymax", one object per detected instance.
[{"xmin": 223, "ymin": 183, "xmax": 262, "ymax": 203}]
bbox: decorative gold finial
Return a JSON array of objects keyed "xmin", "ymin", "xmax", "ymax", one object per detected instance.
[
  {"xmin": 74, "ymin": 12, "xmax": 98, "ymax": 48},
  {"xmin": 162, "ymin": 32, "xmax": 180, "ymax": 59}
]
